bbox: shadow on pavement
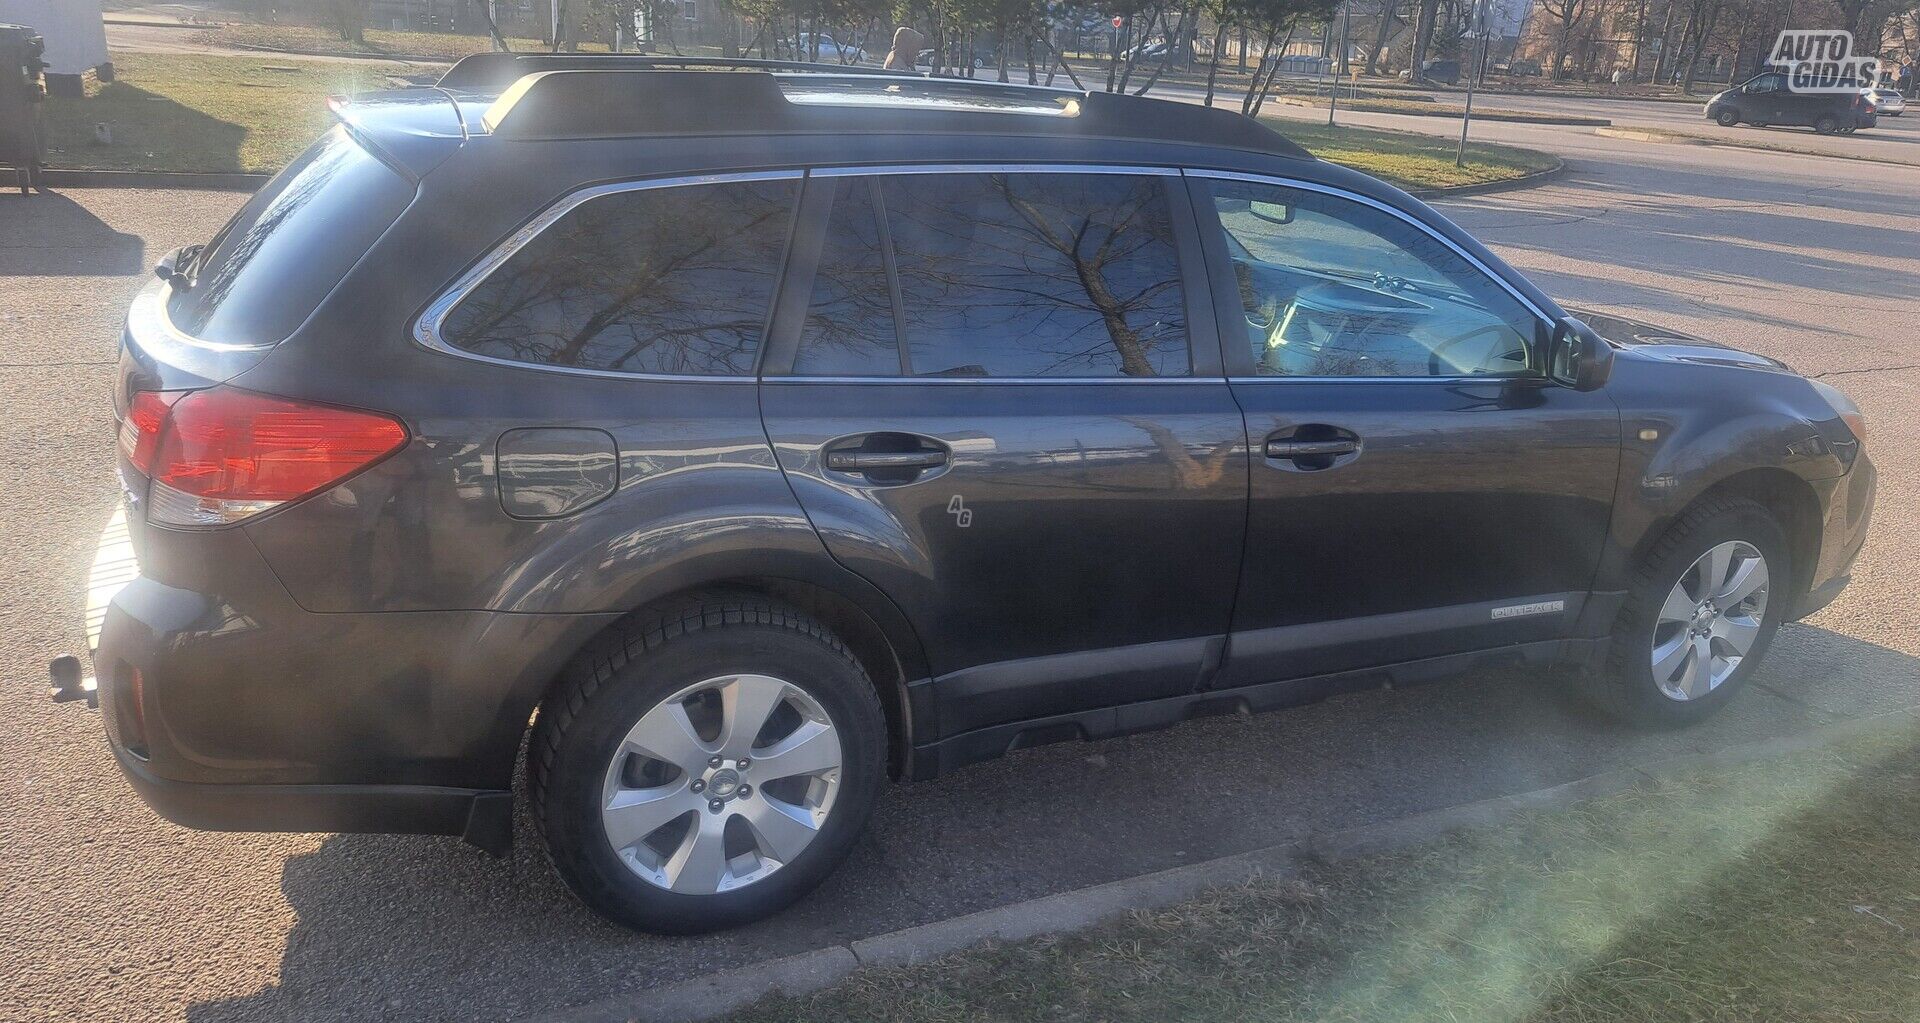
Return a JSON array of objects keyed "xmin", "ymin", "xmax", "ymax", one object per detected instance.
[
  {"xmin": 183, "ymin": 624, "xmax": 1919, "ymax": 1023},
  {"xmin": 0, "ymin": 188, "xmax": 147, "ymax": 277}
]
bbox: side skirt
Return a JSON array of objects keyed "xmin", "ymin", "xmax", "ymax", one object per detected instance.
[{"xmin": 908, "ymin": 638, "xmax": 1604, "ymax": 780}]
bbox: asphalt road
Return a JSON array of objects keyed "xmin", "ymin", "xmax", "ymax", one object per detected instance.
[{"xmin": 3, "ymin": 129, "xmax": 1917, "ymax": 1021}]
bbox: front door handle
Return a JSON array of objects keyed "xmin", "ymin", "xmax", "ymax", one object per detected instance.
[
  {"xmin": 825, "ymin": 450, "xmax": 949, "ymax": 472},
  {"xmin": 1265, "ymin": 438, "xmax": 1359, "ymax": 459}
]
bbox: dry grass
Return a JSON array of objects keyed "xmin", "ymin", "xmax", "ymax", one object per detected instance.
[
  {"xmin": 40, "ymin": 54, "xmax": 413, "ymax": 173},
  {"xmin": 1265, "ymin": 119, "xmax": 1559, "ymax": 191},
  {"xmin": 729, "ymin": 721, "xmax": 1920, "ymax": 1023}
]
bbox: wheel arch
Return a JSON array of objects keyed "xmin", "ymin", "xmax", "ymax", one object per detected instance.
[
  {"xmin": 516, "ymin": 571, "xmax": 927, "ymax": 786},
  {"xmin": 1641, "ymin": 467, "xmax": 1822, "ymax": 608}
]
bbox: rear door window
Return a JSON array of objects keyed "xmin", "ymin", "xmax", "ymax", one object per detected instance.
[
  {"xmin": 866, "ymin": 171, "xmax": 1191, "ymax": 378},
  {"xmin": 167, "ymin": 126, "xmax": 415, "ymax": 347},
  {"xmin": 438, "ymin": 177, "xmax": 799, "ymax": 376}
]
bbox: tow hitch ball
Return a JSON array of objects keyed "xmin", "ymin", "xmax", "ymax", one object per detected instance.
[{"xmin": 48, "ymin": 655, "xmax": 96, "ymax": 709}]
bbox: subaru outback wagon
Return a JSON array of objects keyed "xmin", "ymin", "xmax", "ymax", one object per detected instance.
[{"xmin": 71, "ymin": 56, "xmax": 1874, "ymax": 933}]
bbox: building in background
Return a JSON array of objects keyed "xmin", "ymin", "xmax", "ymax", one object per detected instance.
[{"xmin": 0, "ymin": 0, "xmax": 107, "ymax": 96}]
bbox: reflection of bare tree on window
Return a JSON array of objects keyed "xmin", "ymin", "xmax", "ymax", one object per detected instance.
[
  {"xmin": 996, "ymin": 179, "xmax": 1167, "ymax": 377},
  {"xmin": 884, "ymin": 174, "xmax": 1186, "ymax": 378},
  {"xmin": 443, "ymin": 181, "xmax": 796, "ymax": 374}
]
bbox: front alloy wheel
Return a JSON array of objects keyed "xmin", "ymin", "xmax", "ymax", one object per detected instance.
[
  {"xmin": 1593, "ymin": 496, "xmax": 1789, "ymax": 726},
  {"xmin": 1650, "ymin": 541, "xmax": 1769, "ymax": 701}
]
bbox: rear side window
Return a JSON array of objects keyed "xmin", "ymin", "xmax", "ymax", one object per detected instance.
[
  {"xmin": 167, "ymin": 126, "xmax": 415, "ymax": 347},
  {"xmin": 439, "ymin": 178, "xmax": 799, "ymax": 376},
  {"xmin": 792, "ymin": 171, "xmax": 1190, "ymax": 378}
]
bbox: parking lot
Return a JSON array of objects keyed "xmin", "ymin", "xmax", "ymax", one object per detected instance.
[{"xmin": 3, "ymin": 128, "xmax": 1916, "ymax": 1022}]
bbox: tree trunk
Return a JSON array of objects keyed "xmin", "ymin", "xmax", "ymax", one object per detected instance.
[
  {"xmin": 1551, "ymin": 11, "xmax": 1575, "ymax": 80},
  {"xmin": 1133, "ymin": 4, "xmax": 1192, "ymax": 95},
  {"xmin": 1680, "ymin": 1, "xmax": 1718, "ymax": 92},
  {"xmin": 1367, "ymin": 0, "xmax": 1395, "ymax": 75},
  {"xmin": 1409, "ymin": 0, "xmax": 1439, "ymax": 79},
  {"xmin": 1669, "ymin": 4, "xmax": 1697, "ymax": 86},
  {"xmin": 1204, "ymin": 24, "xmax": 1227, "ymax": 105}
]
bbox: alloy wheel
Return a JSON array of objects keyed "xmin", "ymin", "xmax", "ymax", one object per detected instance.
[
  {"xmin": 1650, "ymin": 540, "xmax": 1770, "ymax": 701},
  {"xmin": 599, "ymin": 674, "xmax": 843, "ymax": 894}
]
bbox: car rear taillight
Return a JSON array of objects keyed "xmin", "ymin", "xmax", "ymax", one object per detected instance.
[
  {"xmin": 127, "ymin": 387, "xmax": 409, "ymax": 527},
  {"xmin": 118, "ymin": 390, "xmax": 181, "ymax": 474}
]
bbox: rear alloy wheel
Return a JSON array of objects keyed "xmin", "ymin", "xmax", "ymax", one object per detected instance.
[
  {"xmin": 532, "ymin": 597, "xmax": 886, "ymax": 933},
  {"xmin": 1715, "ymin": 109, "xmax": 1739, "ymax": 126},
  {"xmin": 600, "ymin": 673, "xmax": 844, "ymax": 895},
  {"xmin": 1814, "ymin": 114, "xmax": 1839, "ymax": 134},
  {"xmin": 1593, "ymin": 497, "xmax": 1789, "ymax": 726}
]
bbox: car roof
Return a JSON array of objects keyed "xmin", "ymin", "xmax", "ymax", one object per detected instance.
[{"xmin": 431, "ymin": 55, "xmax": 1312, "ymax": 162}]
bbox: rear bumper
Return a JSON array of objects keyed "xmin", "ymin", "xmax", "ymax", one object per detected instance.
[
  {"xmin": 83, "ymin": 507, "xmax": 615, "ymax": 845},
  {"xmin": 112, "ymin": 742, "xmax": 514, "ymax": 853}
]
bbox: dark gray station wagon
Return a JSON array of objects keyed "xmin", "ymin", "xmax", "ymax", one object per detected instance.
[{"xmin": 66, "ymin": 56, "xmax": 1874, "ymax": 932}]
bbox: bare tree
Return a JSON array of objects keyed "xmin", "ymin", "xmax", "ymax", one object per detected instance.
[
  {"xmin": 1537, "ymin": 0, "xmax": 1588, "ymax": 78},
  {"xmin": 325, "ymin": 0, "xmax": 368, "ymax": 44}
]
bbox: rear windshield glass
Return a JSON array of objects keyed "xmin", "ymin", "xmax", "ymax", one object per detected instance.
[{"xmin": 166, "ymin": 126, "xmax": 414, "ymax": 347}]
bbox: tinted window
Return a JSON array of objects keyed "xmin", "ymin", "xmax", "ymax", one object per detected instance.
[
  {"xmin": 440, "ymin": 178, "xmax": 797, "ymax": 375},
  {"xmin": 880, "ymin": 172, "xmax": 1189, "ymax": 378},
  {"xmin": 795, "ymin": 177, "xmax": 902, "ymax": 375},
  {"xmin": 1206, "ymin": 181, "xmax": 1538, "ymax": 378},
  {"xmin": 167, "ymin": 127, "xmax": 415, "ymax": 347}
]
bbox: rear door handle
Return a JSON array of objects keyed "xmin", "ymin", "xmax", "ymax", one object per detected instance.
[
  {"xmin": 824, "ymin": 450, "xmax": 949, "ymax": 471},
  {"xmin": 1265, "ymin": 438, "xmax": 1359, "ymax": 458}
]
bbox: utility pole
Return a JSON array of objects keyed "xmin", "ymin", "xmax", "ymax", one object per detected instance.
[
  {"xmin": 1456, "ymin": 0, "xmax": 1488, "ymax": 166},
  {"xmin": 1329, "ymin": 0, "xmax": 1351, "ymax": 124}
]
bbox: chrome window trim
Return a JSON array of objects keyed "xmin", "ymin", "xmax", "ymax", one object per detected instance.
[
  {"xmin": 1225, "ymin": 375, "xmax": 1530, "ymax": 385},
  {"xmin": 411, "ymin": 169, "xmax": 804, "ymax": 383},
  {"xmin": 1184, "ymin": 168, "xmax": 1556, "ymax": 350},
  {"xmin": 810, "ymin": 163, "xmax": 1181, "ymax": 178},
  {"xmin": 763, "ymin": 375, "xmax": 1216, "ymax": 385}
]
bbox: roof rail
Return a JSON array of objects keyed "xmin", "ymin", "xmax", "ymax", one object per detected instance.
[
  {"xmin": 438, "ymin": 52, "xmax": 920, "ymax": 92},
  {"xmin": 476, "ymin": 69, "xmax": 1311, "ymax": 159}
]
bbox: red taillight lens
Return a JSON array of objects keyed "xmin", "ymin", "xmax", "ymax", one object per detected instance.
[
  {"xmin": 134, "ymin": 387, "xmax": 408, "ymax": 527},
  {"xmin": 119, "ymin": 390, "xmax": 181, "ymax": 474}
]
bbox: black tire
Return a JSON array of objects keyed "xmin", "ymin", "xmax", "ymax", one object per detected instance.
[
  {"xmin": 530, "ymin": 594, "xmax": 887, "ymax": 934},
  {"xmin": 1590, "ymin": 496, "xmax": 1791, "ymax": 727},
  {"xmin": 1714, "ymin": 109, "xmax": 1739, "ymax": 126},
  {"xmin": 1814, "ymin": 114, "xmax": 1838, "ymax": 134}
]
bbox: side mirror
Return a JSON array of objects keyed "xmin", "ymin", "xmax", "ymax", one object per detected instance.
[{"xmin": 1549, "ymin": 317, "xmax": 1613, "ymax": 391}]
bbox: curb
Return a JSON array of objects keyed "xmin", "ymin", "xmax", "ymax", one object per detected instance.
[
  {"xmin": 33, "ymin": 169, "xmax": 270, "ymax": 191},
  {"xmin": 1588, "ymin": 126, "xmax": 1920, "ymax": 169},
  {"xmin": 534, "ymin": 702, "xmax": 1920, "ymax": 1023},
  {"xmin": 102, "ymin": 17, "xmax": 214, "ymax": 31},
  {"xmin": 1594, "ymin": 126, "xmax": 1709, "ymax": 145},
  {"xmin": 228, "ymin": 41, "xmax": 452, "ymax": 64},
  {"xmin": 1274, "ymin": 96, "xmax": 1610, "ymax": 126},
  {"xmin": 1411, "ymin": 157, "xmax": 1567, "ymax": 199},
  {"xmin": 1369, "ymin": 81, "xmax": 1715, "ymax": 106}
]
